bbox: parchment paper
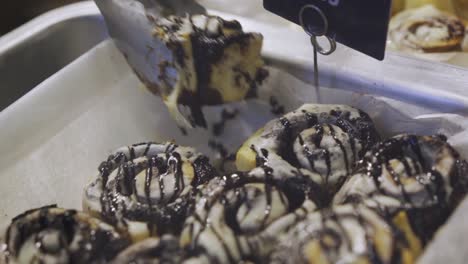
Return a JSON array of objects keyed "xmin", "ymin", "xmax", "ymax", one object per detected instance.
[{"xmin": 0, "ymin": 39, "xmax": 468, "ymax": 263}]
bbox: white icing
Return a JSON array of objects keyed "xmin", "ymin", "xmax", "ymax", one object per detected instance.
[
  {"xmin": 83, "ymin": 142, "xmax": 204, "ymax": 240},
  {"xmin": 294, "ymin": 124, "xmax": 362, "ymax": 186},
  {"xmin": 236, "ymin": 184, "xmax": 289, "ymax": 233},
  {"xmin": 5, "ymin": 208, "xmax": 126, "ymax": 264},
  {"xmin": 244, "ymin": 104, "xmax": 370, "ymax": 189},
  {"xmin": 334, "ymin": 135, "xmax": 457, "ymax": 211},
  {"xmin": 389, "ymin": 5, "xmax": 465, "ymax": 52},
  {"xmin": 180, "ymin": 169, "xmax": 317, "ymax": 263},
  {"xmin": 17, "ymin": 230, "xmax": 69, "ymax": 264},
  {"xmin": 415, "ymin": 24, "xmax": 449, "ymax": 42},
  {"xmin": 271, "ymin": 205, "xmax": 395, "ymax": 264}
]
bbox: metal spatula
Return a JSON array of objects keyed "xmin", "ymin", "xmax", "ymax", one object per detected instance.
[{"xmin": 94, "ymin": 0, "xmax": 206, "ymax": 127}]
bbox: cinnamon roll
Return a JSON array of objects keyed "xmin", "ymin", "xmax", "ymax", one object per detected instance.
[
  {"xmin": 236, "ymin": 104, "xmax": 380, "ymax": 204},
  {"xmin": 180, "ymin": 167, "xmax": 318, "ymax": 263},
  {"xmin": 2, "ymin": 205, "xmax": 130, "ymax": 264},
  {"xmin": 154, "ymin": 14, "xmax": 267, "ymax": 128},
  {"xmin": 83, "ymin": 142, "xmax": 217, "ymax": 241},
  {"xmin": 112, "ymin": 235, "xmax": 181, "ymax": 264},
  {"xmin": 270, "ymin": 204, "xmax": 422, "ymax": 264},
  {"xmin": 388, "ymin": 5, "xmax": 466, "ymax": 53},
  {"xmin": 334, "ymin": 134, "xmax": 468, "ymax": 243}
]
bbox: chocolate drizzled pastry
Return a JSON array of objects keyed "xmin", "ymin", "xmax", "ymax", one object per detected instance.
[
  {"xmin": 83, "ymin": 142, "xmax": 217, "ymax": 241},
  {"xmin": 112, "ymin": 235, "xmax": 181, "ymax": 264},
  {"xmin": 334, "ymin": 134, "xmax": 468, "ymax": 243},
  {"xmin": 389, "ymin": 5, "xmax": 466, "ymax": 53},
  {"xmin": 270, "ymin": 204, "xmax": 421, "ymax": 264},
  {"xmin": 153, "ymin": 14, "xmax": 267, "ymax": 128},
  {"xmin": 2, "ymin": 205, "xmax": 130, "ymax": 264},
  {"xmin": 236, "ymin": 104, "xmax": 380, "ymax": 205},
  {"xmin": 180, "ymin": 168, "xmax": 318, "ymax": 263}
]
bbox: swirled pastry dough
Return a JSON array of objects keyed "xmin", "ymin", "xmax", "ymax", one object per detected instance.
[
  {"xmin": 271, "ymin": 204, "xmax": 421, "ymax": 264},
  {"xmin": 83, "ymin": 142, "xmax": 217, "ymax": 241},
  {"xmin": 236, "ymin": 104, "xmax": 380, "ymax": 203},
  {"xmin": 180, "ymin": 167, "xmax": 318, "ymax": 263},
  {"xmin": 3, "ymin": 206, "xmax": 130, "ymax": 264},
  {"xmin": 388, "ymin": 5, "xmax": 466, "ymax": 53},
  {"xmin": 334, "ymin": 134, "xmax": 468, "ymax": 242},
  {"xmin": 154, "ymin": 15, "xmax": 267, "ymax": 128}
]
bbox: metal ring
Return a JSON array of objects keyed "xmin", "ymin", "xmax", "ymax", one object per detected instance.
[
  {"xmin": 299, "ymin": 4, "xmax": 328, "ymax": 37},
  {"xmin": 310, "ymin": 35, "xmax": 337, "ymax": 55}
]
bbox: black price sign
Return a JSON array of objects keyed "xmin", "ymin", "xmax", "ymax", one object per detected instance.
[{"xmin": 264, "ymin": 0, "xmax": 392, "ymax": 60}]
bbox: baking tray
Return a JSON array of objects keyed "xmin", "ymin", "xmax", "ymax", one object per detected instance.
[
  {"xmin": 0, "ymin": 1, "xmax": 107, "ymax": 112},
  {"xmin": 2, "ymin": 4, "xmax": 468, "ymax": 264},
  {"xmin": 1, "ymin": 1, "xmax": 468, "ymax": 115}
]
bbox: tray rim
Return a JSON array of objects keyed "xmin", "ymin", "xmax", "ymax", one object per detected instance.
[{"xmin": 0, "ymin": 1, "xmax": 101, "ymax": 55}]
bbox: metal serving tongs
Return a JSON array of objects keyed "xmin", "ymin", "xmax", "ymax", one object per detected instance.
[{"xmin": 95, "ymin": 0, "xmax": 205, "ymax": 93}]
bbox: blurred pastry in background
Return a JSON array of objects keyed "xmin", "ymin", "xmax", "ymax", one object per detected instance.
[
  {"xmin": 388, "ymin": 5, "xmax": 466, "ymax": 53},
  {"xmin": 403, "ymin": 0, "xmax": 456, "ymax": 14},
  {"xmin": 392, "ymin": 0, "xmax": 406, "ymax": 15},
  {"xmin": 452, "ymin": 0, "xmax": 468, "ymax": 20}
]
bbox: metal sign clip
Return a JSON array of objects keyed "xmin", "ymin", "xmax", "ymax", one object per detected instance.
[
  {"xmin": 299, "ymin": 4, "xmax": 337, "ymax": 55},
  {"xmin": 298, "ymin": 4, "xmax": 336, "ymax": 89}
]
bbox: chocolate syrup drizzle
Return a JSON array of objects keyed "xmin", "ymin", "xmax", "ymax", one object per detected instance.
[
  {"xmin": 207, "ymin": 107, "xmax": 240, "ymax": 174},
  {"xmin": 272, "ymin": 205, "xmax": 413, "ymax": 264},
  {"xmin": 92, "ymin": 142, "xmax": 216, "ymax": 237},
  {"xmin": 182, "ymin": 169, "xmax": 316, "ymax": 263},
  {"xmin": 248, "ymin": 106, "xmax": 380, "ymax": 205},
  {"xmin": 4, "ymin": 206, "xmax": 129, "ymax": 263},
  {"xmin": 297, "ymin": 109, "xmax": 374, "ymax": 171},
  {"xmin": 6, "ymin": 105, "xmax": 468, "ymax": 263},
  {"xmin": 351, "ymin": 135, "xmax": 467, "ymax": 243},
  {"xmin": 269, "ymin": 96, "xmax": 285, "ymax": 116},
  {"xmin": 157, "ymin": 15, "xmax": 268, "ymax": 128}
]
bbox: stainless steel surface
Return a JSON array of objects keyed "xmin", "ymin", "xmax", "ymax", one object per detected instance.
[{"xmin": 0, "ymin": 2, "xmax": 107, "ymax": 111}]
